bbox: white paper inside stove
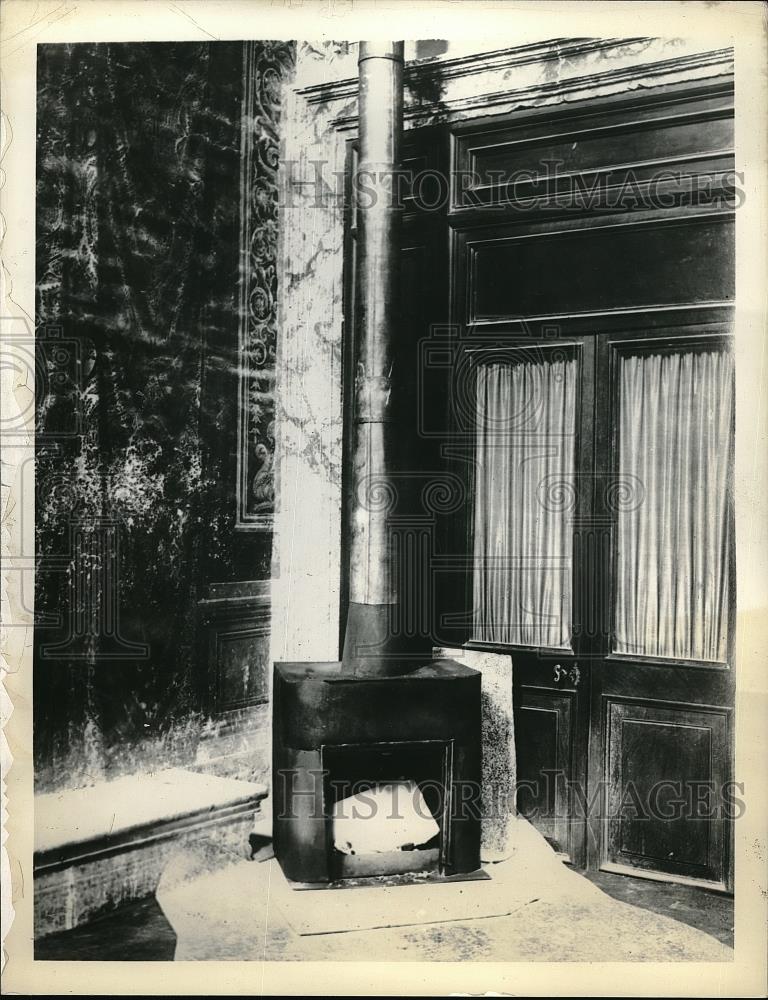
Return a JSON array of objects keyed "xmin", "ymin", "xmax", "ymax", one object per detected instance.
[{"xmin": 332, "ymin": 780, "xmax": 440, "ymax": 855}]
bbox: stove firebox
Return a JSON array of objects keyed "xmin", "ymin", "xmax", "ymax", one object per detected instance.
[{"xmin": 272, "ymin": 659, "xmax": 482, "ymax": 884}]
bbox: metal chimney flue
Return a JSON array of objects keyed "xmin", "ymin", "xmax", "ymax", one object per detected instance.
[
  {"xmin": 341, "ymin": 41, "xmax": 411, "ymax": 677},
  {"xmin": 273, "ymin": 43, "xmax": 483, "ymax": 886}
]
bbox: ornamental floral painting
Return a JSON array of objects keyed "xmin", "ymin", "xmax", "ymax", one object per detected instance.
[{"xmin": 237, "ymin": 40, "xmax": 295, "ymax": 527}]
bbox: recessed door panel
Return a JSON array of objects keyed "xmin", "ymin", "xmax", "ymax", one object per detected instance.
[
  {"xmin": 464, "ymin": 217, "xmax": 734, "ymax": 323},
  {"xmin": 603, "ymin": 700, "xmax": 729, "ymax": 886},
  {"xmin": 515, "ymin": 684, "xmax": 579, "ymax": 862}
]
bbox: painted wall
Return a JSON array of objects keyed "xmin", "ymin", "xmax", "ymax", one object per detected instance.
[{"xmin": 34, "ymin": 41, "xmax": 294, "ymax": 792}]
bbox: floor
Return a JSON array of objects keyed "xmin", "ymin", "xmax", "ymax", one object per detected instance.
[
  {"xmin": 36, "ymin": 865, "xmax": 733, "ymax": 961},
  {"xmin": 582, "ymin": 870, "xmax": 733, "ymax": 948},
  {"xmin": 35, "ymin": 897, "xmax": 177, "ymax": 961}
]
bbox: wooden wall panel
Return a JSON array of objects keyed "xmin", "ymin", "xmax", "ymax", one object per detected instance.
[
  {"xmin": 603, "ymin": 700, "xmax": 729, "ymax": 886},
  {"xmin": 453, "ymin": 84, "xmax": 734, "ymax": 210},
  {"xmin": 466, "ymin": 118, "xmax": 733, "ymax": 189},
  {"xmin": 198, "ymin": 581, "xmax": 271, "ymax": 716},
  {"xmin": 515, "ymin": 686, "xmax": 577, "ymax": 861},
  {"xmin": 465, "ymin": 216, "xmax": 734, "ymax": 323}
]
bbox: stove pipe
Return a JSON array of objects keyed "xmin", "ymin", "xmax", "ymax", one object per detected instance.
[{"xmin": 341, "ymin": 42, "xmax": 412, "ymax": 677}]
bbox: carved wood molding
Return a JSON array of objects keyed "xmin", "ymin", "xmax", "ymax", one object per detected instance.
[
  {"xmin": 298, "ymin": 38, "xmax": 650, "ymax": 104},
  {"xmin": 296, "ymin": 41, "xmax": 734, "ymax": 131},
  {"xmin": 236, "ymin": 40, "xmax": 295, "ymax": 530}
]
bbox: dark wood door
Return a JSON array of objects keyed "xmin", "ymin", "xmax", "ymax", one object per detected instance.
[
  {"xmin": 584, "ymin": 327, "xmax": 735, "ymax": 889},
  {"xmin": 445, "ymin": 80, "xmax": 735, "ymax": 890},
  {"xmin": 346, "ymin": 77, "xmax": 737, "ymax": 889}
]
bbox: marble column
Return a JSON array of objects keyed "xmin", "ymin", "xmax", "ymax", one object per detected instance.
[
  {"xmin": 436, "ymin": 647, "xmax": 518, "ymax": 860},
  {"xmin": 270, "ymin": 45, "xmax": 356, "ymax": 666}
]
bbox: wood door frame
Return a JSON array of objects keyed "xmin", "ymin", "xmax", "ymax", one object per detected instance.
[{"xmin": 338, "ymin": 76, "xmax": 736, "ymax": 888}]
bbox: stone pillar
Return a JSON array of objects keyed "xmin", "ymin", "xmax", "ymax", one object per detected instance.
[
  {"xmin": 436, "ymin": 647, "xmax": 518, "ymax": 860},
  {"xmin": 270, "ymin": 46, "xmax": 354, "ymax": 666}
]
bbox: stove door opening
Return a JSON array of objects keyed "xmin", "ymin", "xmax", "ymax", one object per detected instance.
[{"xmin": 322, "ymin": 740, "xmax": 452, "ymax": 879}]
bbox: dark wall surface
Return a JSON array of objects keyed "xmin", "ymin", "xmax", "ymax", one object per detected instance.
[{"xmin": 34, "ymin": 41, "xmax": 293, "ymax": 791}]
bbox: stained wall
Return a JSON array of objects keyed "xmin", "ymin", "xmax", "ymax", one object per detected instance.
[{"xmin": 34, "ymin": 41, "xmax": 294, "ymax": 791}]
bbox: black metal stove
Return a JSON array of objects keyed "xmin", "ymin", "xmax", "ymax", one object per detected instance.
[
  {"xmin": 272, "ymin": 659, "xmax": 481, "ymax": 884},
  {"xmin": 271, "ymin": 42, "xmax": 482, "ymax": 886}
]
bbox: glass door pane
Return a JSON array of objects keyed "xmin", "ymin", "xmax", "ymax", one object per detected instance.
[
  {"xmin": 614, "ymin": 345, "xmax": 733, "ymax": 662},
  {"xmin": 472, "ymin": 350, "xmax": 578, "ymax": 648}
]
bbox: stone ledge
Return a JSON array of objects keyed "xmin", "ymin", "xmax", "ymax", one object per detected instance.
[
  {"xmin": 34, "ymin": 769, "xmax": 267, "ymax": 938},
  {"xmin": 35, "ymin": 767, "xmax": 267, "ymax": 865}
]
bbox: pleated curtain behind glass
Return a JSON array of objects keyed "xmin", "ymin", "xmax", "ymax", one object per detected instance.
[
  {"xmin": 614, "ymin": 347, "xmax": 733, "ymax": 662},
  {"xmin": 472, "ymin": 356, "xmax": 577, "ymax": 648}
]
